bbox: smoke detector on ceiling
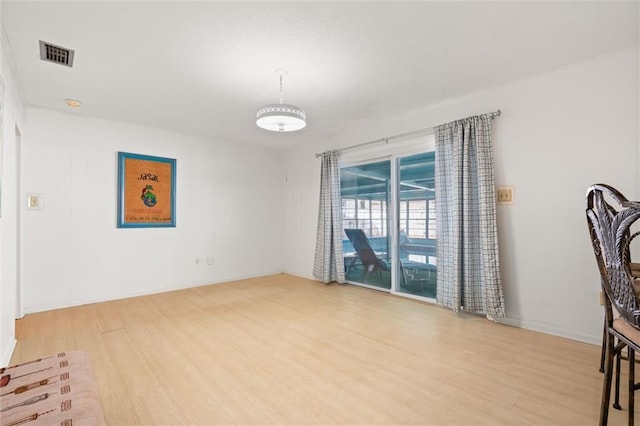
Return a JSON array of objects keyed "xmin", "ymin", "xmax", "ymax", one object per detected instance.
[
  {"xmin": 64, "ymin": 99, "xmax": 82, "ymax": 108},
  {"xmin": 39, "ymin": 40, "xmax": 74, "ymax": 68}
]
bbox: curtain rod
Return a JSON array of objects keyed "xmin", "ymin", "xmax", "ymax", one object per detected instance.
[{"xmin": 315, "ymin": 109, "xmax": 501, "ymax": 158}]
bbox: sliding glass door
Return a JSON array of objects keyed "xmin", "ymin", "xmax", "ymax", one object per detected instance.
[
  {"xmin": 397, "ymin": 152, "xmax": 436, "ymax": 299},
  {"xmin": 339, "ymin": 151, "xmax": 436, "ymax": 300},
  {"xmin": 340, "ymin": 160, "xmax": 391, "ymax": 290}
]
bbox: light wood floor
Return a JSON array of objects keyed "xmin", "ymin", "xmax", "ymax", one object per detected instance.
[{"xmin": 9, "ymin": 274, "xmax": 629, "ymax": 425}]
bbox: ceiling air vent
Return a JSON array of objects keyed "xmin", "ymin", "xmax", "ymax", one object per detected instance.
[{"xmin": 39, "ymin": 40, "xmax": 74, "ymax": 67}]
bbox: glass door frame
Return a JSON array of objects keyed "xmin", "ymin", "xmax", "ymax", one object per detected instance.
[
  {"xmin": 339, "ymin": 150, "xmax": 436, "ymax": 304},
  {"xmin": 340, "ymin": 156, "xmax": 393, "ymax": 293},
  {"xmin": 390, "ymin": 151, "xmax": 436, "ymax": 303}
]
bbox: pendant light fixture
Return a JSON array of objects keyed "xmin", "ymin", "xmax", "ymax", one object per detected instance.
[{"xmin": 256, "ymin": 70, "xmax": 306, "ymax": 132}]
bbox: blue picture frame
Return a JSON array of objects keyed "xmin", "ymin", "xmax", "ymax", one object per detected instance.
[{"xmin": 117, "ymin": 152, "xmax": 176, "ymax": 228}]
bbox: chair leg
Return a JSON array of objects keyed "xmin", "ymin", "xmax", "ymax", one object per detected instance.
[
  {"xmin": 601, "ymin": 332, "xmax": 615, "ymax": 426},
  {"xmin": 613, "ymin": 341, "xmax": 626, "ymax": 410},
  {"xmin": 362, "ymin": 264, "xmax": 373, "ymax": 283},
  {"xmin": 345, "ymin": 257, "xmax": 357, "ymax": 275},
  {"xmin": 601, "ymin": 318, "xmax": 607, "ymax": 373},
  {"xmin": 614, "ymin": 344, "xmax": 622, "ymax": 410},
  {"xmin": 629, "ymin": 347, "xmax": 635, "ymax": 426}
]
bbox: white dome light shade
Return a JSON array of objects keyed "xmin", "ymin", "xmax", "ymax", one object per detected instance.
[{"xmin": 256, "ymin": 103, "xmax": 306, "ymax": 132}]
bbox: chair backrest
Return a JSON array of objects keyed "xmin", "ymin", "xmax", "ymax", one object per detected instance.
[
  {"xmin": 586, "ymin": 184, "xmax": 640, "ymax": 328},
  {"xmin": 344, "ymin": 228, "xmax": 383, "ymax": 268}
]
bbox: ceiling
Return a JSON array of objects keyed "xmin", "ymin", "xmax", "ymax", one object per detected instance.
[{"xmin": 2, "ymin": 1, "xmax": 638, "ymax": 149}]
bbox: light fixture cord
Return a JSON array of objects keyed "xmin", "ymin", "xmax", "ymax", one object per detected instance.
[{"xmin": 279, "ymin": 74, "xmax": 284, "ymax": 104}]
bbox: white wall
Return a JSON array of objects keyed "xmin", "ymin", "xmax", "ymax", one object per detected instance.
[
  {"xmin": 283, "ymin": 46, "xmax": 639, "ymax": 345},
  {"xmin": 20, "ymin": 108, "xmax": 284, "ymax": 313},
  {"xmin": 0, "ymin": 12, "xmax": 27, "ymax": 364}
]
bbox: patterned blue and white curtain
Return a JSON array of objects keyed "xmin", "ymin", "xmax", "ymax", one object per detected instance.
[
  {"xmin": 435, "ymin": 114, "xmax": 505, "ymax": 319},
  {"xmin": 313, "ymin": 151, "xmax": 345, "ymax": 283}
]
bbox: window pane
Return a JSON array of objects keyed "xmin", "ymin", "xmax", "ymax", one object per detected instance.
[
  {"xmin": 428, "ymin": 220, "xmax": 436, "ymax": 239},
  {"xmin": 408, "ymin": 228, "xmax": 426, "ymax": 239},
  {"xmin": 408, "ymin": 219, "xmax": 426, "ymax": 228},
  {"xmin": 343, "ymin": 219, "xmax": 357, "ymax": 230},
  {"xmin": 358, "ymin": 220, "xmax": 371, "ymax": 236},
  {"xmin": 428, "ymin": 199, "xmax": 436, "ymax": 218},
  {"xmin": 343, "ymin": 198, "xmax": 355, "ymax": 209},
  {"xmin": 408, "ymin": 200, "xmax": 426, "ymax": 219},
  {"xmin": 427, "ymin": 199, "xmax": 436, "ymax": 238},
  {"xmin": 371, "ymin": 220, "xmax": 384, "ymax": 237},
  {"xmin": 358, "ymin": 200, "xmax": 370, "ymax": 219}
]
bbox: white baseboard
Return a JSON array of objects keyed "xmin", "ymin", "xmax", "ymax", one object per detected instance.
[
  {"xmin": 496, "ymin": 317, "xmax": 601, "ymax": 346},
  {"xmin": 282, "ymin": 271, "xmax": 316, "ymax": 281},
  {"xmin": 22, "ymin": 270, "xmax": 285, "ymax": 315}
]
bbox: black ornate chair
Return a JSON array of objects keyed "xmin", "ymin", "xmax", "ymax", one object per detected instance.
[
  {"xmin": 586, "ymin": 184, "xmax": 640, "ymax": 425},
  {"xmin": 588, "ymin": 185, "xmax": 630, "ymax": 404}
]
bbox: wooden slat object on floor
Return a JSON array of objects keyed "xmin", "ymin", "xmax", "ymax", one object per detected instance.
[{"xmin": 9, "ymin": 274, "xmax": 629, "ymax": 424}]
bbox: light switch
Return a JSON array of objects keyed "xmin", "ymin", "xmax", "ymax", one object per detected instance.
[{"xmin": 497, "ymin": 187, "xmax": 514, "ymax": 204}]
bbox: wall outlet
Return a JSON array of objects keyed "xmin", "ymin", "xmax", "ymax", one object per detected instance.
[
  {"xmin": 27, "ymin": 193, "xmax": 42, "ymax": 210},
  {"xmin": 497, "ymin": 187, "xmax": 514, "ymax": 204},
  {"xmin": 207, "ymin": 257, "xmax": 214, "ymax": 266}
]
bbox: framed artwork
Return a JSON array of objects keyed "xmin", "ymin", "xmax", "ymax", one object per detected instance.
[{"xmin": 117, "ymin": 152, "xmax": 176, "ymax": 228}]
